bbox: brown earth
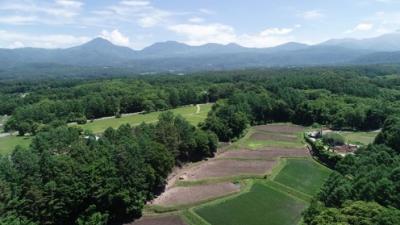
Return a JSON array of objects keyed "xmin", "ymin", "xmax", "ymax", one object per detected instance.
[
  {"xmin": 254, "ymin": 124, "xmax": 305, "ymax": 134},
  {"xmin": 128, "ymin": 215, "xmax": 186, "ymax": 225},
  {"xmin": 183, "ymin": 159, "xmax": 277, "ymax": 181},
  {"xmin": 151, "ymin": 182, "xmax": 240, "ymax": 206},
  {"xmin": 219, "ymin": 148, "xmax": 310, "ymax": 160},
  {"xmin": 249, "ymin": 132, "xmax": 298, "ymax": 142}
]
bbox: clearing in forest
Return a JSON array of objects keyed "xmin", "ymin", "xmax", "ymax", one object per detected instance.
[
  {"xmin": 78, "ymin": 104, "xmax": 212, "ymax": 133},
  {"xmin": 338, "ymin": 130, "xmax": 378, "ymax": 145},
  {"xmin": 0, "ymin": 135, "xmax": 32, "ymax": 155},
  {"xmin": 136, "ymin": 123, "xmax": 332, "ymax": 225},
  {"xmin": 0, "ymin": 104, "xmax": 212, "ymax": 155}
]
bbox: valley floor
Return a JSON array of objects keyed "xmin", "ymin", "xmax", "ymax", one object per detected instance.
[{"xmin": 130, "ymin": 124, "xmax": 332, "ymax": 225}]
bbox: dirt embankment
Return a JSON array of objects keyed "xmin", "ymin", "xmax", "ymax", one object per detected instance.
[
  {"xmin": 128, "ymin": 215, "xmax": 187, "ymax": 225},
  {"xmin": 151, "ymin": 182, "xmax": 240, "ymax": 206}
]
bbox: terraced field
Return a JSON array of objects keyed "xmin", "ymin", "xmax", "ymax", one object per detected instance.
[
  {"xmin": 195, "ymin": 183, "xmax": 307, "ymax": 225},
  {"xmin": 273, "ymin": 158, "xmax": 332, "ymax": 196},
  {"xmin": 140, "ymin": 123, "xmax": 331, "ymax": 225}
]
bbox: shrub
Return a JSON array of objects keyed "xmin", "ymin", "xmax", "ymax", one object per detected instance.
[{"xmin": 322, "ymin": 132, "xmax": 345, "ymax": 147}]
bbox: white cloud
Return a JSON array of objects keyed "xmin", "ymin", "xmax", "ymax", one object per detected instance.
[
  {"xmin": 0, "ymin": 0, "xmax": 84, "ymax": 25},
  {"xmin": 188, "ymin": 17, "xmax": 205, "ymax": 23},
  {"xmin": 0, "ymin": 30, "xmax": 90, "ymax": 48},
  {"xmin": 120, "ymin": 0, "xmax": 150, "ymax": 7},
  {"xmin": 9, "ymin": 41, "xmax": 25, "ymax": 49},
  {"xmin": 199, "ymin": 8, "xmax": 216, "ymax": 15},
  {"xmin": 169, "ymin": 23, "xmax": 297, "ymax": 48},
  {"xmin": 354, "ymin": 23, "xmax": 374, "ymax": 31},
  {"xmin": 0, "ymin": 16, "xmax": 38, "ymax": 25},
  {"xmin": 168, "ymin": 23, "xmax": 236, "ymax": 45},
  {"xmin": 300, "ymin": 10, "xmax": 324, "ymax": 20},
  {"xmin": 100, "ymin": 29, "xmax": 130, "ymax": 46},
  {"xmin": 91, "ymin": 1, "xmax": 171, "ymax": 28},
  {"xmin": 260, "ymin": 28, "xmax": 293, "ymax": 36},
  {"xmin": 55, "ymin": 0, "xmax": 84, "ymax": 9}
]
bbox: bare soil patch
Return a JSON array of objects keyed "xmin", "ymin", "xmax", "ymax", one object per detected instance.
[
  {"xmin": 183, "ymin": 159, "xmax": 277, "ymax": 181},
  {"xmin": 249, "ymin": 132, "xmax": 298, "ymax": 142},
  {"xmin": 128, "ymin": 215, "xmax": 186, "ymax": 225},
  {"xmin": 219, "ymin": 149, "xmax": 310, "ymax": 160},
  {"xmin": 151, "ymin": 182, "xmax": 240, "ymax": 206},
  {"xmin": 255, "ymin": 124, "xmax": 305, "ymax": 134}
]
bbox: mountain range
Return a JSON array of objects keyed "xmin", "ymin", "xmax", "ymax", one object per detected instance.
[{"xmin": 2, "ymin": 33, "xmax": 400, "ymax": 73}]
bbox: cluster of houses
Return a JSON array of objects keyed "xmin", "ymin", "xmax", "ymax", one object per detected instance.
[{"xmin": 306, "ymin": 129, "xmax": 359, "ymax": 156}]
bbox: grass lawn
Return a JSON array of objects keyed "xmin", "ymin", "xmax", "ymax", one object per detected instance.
[
  {"xmin": 0, "ymin": 104, "xmax": 212, "ymax": 155},
  {"xmin": 195, "ymin": 183, "xmax": 307, "ymax": 225},
  {"xmin": 77, "ymin": 103, "xmax": 212, "ymax": 134},
  {"xmin": 339, "ymin": 131, "xmax": 378, "ymax": 145},
  {"xmin": 0, "ymin": 135, "xmax": 32, "ymax": 155},
  {"xmin": 273, "ymin": 159, "xmax": 332, "ymax": 196}
]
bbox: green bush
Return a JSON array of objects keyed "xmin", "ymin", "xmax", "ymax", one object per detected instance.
[{"xmin": 322, "ymin": 132, "xmax": 345, "ymax": 147}]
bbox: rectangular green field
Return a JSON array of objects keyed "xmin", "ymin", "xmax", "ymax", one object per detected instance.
[
  {"xmin": 0, "ymin": 135, "xmax": 32, "ymax": 155},
  {"xmin": 195, "ymin": 183, "xmax": 307, "ymax": 225},
  {"xmin": 273, "ymin": 159, "xmax": 331, "ymax": 196},
  {"xmin": 339, "ymin": 131, "xmax": 378, "ymax": 145},
  {"xmin": 77, "ymin": 104, "xmax": 212, "ymax": 133}
]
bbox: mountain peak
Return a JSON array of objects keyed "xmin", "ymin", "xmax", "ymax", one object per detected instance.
[{"xmin": 81, "ymin": 38, "xmax": 115, "ymax": 48}]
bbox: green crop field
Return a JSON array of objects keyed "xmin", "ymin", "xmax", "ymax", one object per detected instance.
[
  {"xmin": 273, "ymin": 159, "xmax": 332, "ymax": 196},
  {"xmin": 0, "ymin": 135, "xmax": 32, "ymax": 155},
  {"xmin": 195, "ymin": 183, "xmax": 307, "ymax": 225},
  {"xmin": 77, "ymin": 104, "xmax": 212, "ymax": 133},
  {"xmin": 230, "ymin": 128, "xmax": 305, "ymax": 150},
  {"xmin": 339, "ymin": 131, "xmax": 378, "ymax": 145}
]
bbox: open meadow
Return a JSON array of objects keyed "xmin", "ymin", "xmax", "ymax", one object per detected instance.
[
  {"xmin": 0, "ymin": 135, "xmax": 32, "ymax": 155},
  {"xmin": 338, "ymin": 131, "xmax": 378, "ymax": 145},
  {"xmin": 0, "ymin": 104, "xmax": 212, "ymax": 155},
  {"xmin": 77, "ymin": 104, "xmax": 212, "ymax": 133}
]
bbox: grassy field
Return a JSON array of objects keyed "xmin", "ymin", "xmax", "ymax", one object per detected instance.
[
  {"xmin": 195, "ymin": 182, "xmax": 307, "ymax": 225},
  {"xmin": 0, "ymin": 104, "xmax": 212, "ymax": 155},
  {"xmin": 0, "ymin": 135, "xmax": 32, "ymax": 155},
  {"xmin": 339, "ymin": 131, "xmax": 378, "ymax": 145},
  {"xmin": 273, "ymin": 159, "xmax": 332, "ymax": 196},
  {"xmin": 77, "ymin": 104, "xmax": 212, "ymax": 133}
]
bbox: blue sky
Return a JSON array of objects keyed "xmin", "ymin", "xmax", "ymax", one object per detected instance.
[{"xmin": 1, "ymin": 0, "xmax": 400, "ymax": 49}]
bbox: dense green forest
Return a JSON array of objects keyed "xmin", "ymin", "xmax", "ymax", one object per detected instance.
[{"xmin": 1, "ymin": 66, "xmax": 400, "ymax": 224}]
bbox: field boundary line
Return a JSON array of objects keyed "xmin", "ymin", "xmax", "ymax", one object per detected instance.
[
  {"xmin": 261, "ymin": 180, "xmax": 311, "ymax": 204},
  {"xmin": 266, "ymin": 180, "xmax": 312, "ymax": 203},
  {"xmin": 181, "ymin": 209, "xmax": 211, "ymax": 225},
  {"xmin": 191, "ymin": 179, "xmax": 254, "ymax": 211},
  {"xmin": 269, "ymin": 157, "xmax": 287, "ymax": 180}
]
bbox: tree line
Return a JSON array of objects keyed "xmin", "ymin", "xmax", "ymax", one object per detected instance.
[
  {"xmin": 2, "ymin": 66, "xmax": 400, "ymax": 224},
  {"xmin": 0, "ymin": 112, "xmax": 217, "ymax": 225},
  {"xmin": 303, "ymin": 117, "xmax": 400, "ymax": 224}
]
